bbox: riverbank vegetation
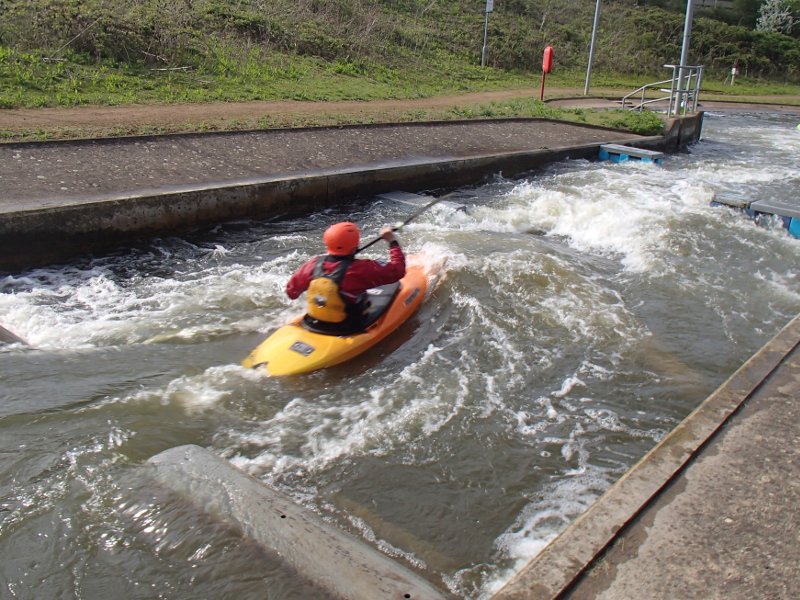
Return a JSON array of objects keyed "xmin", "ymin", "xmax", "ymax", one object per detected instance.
[
  {"xmin": 2, "ymin": 0, "xmax": 798, "ymax": 106},
  {"xmin": 0, "ymin": 0, "xmax": 797, "ymax": 138}
]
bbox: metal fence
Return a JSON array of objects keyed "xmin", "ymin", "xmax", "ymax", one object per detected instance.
[{"xmin": 621, "ymin": 65, "xmax": 704, "ymax": 116}]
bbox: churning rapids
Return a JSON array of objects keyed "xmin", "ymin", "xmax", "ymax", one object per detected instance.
[{"xmin": 1, "ymin": 112, "xmax": 799, "ymax": 599}]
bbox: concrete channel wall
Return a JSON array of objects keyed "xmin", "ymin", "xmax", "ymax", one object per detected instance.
[
  {"xmin": 147, "ymin": 445, "xmax": 450, "ymax": 600},
  {"xmin": 0, "ymin": 114, "xmax": 703, "ymax": 273},
  {"xmin": 491, "ymin": 312, "xmax": 800, "ymax": 599}
]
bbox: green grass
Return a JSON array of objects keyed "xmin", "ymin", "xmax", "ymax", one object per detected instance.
[
  {"xmin": 700, "ymin": 78, "xmax": 800, "ymax": 97},
  {"xmin": 0, "ymin": 40, "xmax": 795, "ymax": 143},
  {"xmin": 446, "ymin": 98, "xmax": 665, "ymax": 136},
  {"xmin": 0, "ymin": 45, "xmax": 537, "ymax": 109},
  {"xmin": 5, "ymin": 44, "xmax": 795, "ymax": 113}
]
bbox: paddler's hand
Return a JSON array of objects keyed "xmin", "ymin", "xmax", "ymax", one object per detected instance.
[{"xmin": 380, "ymin": 226, "xmax": 398, "ymax": 244}]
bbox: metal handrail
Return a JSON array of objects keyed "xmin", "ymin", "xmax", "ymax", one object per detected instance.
[
  {"xmin": 621, "ymin": 65, "xmax": 703, "ymax": 116},
  {"xmin": 621, "ymin": 78, "xmax": 675, "ymax": 111}
]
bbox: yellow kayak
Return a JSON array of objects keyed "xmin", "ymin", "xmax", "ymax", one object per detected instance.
[{"xmin": 242, "ymin": 264, "xmax": 428, "ymax": 376}]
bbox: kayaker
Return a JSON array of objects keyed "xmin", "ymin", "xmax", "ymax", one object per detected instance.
[{"xmin": 286, "ymin": 221, "xmax": 406, "ymax": 334}]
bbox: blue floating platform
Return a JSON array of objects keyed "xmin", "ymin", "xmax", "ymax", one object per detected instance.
[
  {"xmin": 599, "ymin": 144, "xmax": 664, "ymax": 165},
  {"xmin": 712, "ymin": 192, "xmax": 800, "ymax": 239}
]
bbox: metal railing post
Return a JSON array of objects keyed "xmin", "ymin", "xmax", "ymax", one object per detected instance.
[
  {"xmin": 667, "ymin": 65, "xmax": 678, "ymax": 116},
  {"xmin": 693, "ymin": 66, "xmax": 703, "ymax": 112}
]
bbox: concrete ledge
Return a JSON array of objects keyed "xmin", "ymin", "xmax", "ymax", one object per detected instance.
[
  {"xmin": 147, "ymin": 444, "xmax": 449, "ymax": 600},
  {"xmin": 0, "ymin": 144, "xmax": 604, "ymax": 272},
  {"xmin": 660, "ymin": 112, "xmax": 704, "ymax": 150},
  {"xmin": 0, "ymin": 324, "xmax": 27, "ymax": 344},
  {"xmin": 492, "ymin": 312, "xmax": 800, "ymax": 599},
  {"xmin": 0, "ymin": 113, "xmax": 702, "ymax": 271}
]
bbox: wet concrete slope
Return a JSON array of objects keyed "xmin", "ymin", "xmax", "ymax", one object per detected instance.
[{"xmin": 492, "ymin": 314, "xmax": 800, "ymax": 600}]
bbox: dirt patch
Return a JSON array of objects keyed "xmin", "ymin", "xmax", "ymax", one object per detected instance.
[{"xmin": 0, "ymin": 89, "xmax": 547, "ymax": 137}]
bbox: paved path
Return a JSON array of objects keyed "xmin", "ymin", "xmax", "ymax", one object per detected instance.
[
  {"xmin": 0, "ymin": 89, "xmax": 796, "ymax": 137},
  {"xmin": 549, "ymin": 97, "xmax": 800, "ymax": 115},
  {"xmin": 0, "ymin": 120, "xmax": 643, "ymax": 214}
]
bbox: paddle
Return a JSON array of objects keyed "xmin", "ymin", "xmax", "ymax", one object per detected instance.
[{"xmin": 356, "ymin": 193, "xmax": 453, "ymax": 253}]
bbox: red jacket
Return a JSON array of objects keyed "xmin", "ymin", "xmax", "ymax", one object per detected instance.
[{"xmin": 286, "ymin": 244, "xmax": 406, "ymax": 303}]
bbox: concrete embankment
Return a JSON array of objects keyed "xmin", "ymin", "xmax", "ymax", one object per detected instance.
[
  {"xmin": 492, "ymin": 313, "xmax": 800, "ymax": 600},
  {"xmin": 0, "ymin": 115, "xmax": 702, "ymax": 272},
  {"xmin": 147, "ymin": 445, "xmax": 450, "ymax": 600}
]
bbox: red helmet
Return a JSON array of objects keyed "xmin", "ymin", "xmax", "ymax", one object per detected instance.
[{"xmin": 323, "ymin": 222, "xmax": 360, "ymax": 256}]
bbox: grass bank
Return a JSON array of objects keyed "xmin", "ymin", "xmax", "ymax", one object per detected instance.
[{"xmin": 0, "ymin": 47, "xmax": 796, "ymax": 143}]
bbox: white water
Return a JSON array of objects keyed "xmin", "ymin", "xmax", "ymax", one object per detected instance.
[{"xmin": 1, "ymin": 112, "xmax": 799, "ymax": 599}]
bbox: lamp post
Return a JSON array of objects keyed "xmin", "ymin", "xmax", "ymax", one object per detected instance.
[
  {"xmin": 678, "ymin": 0, "xmax": 695, "ymax": 75},
  {"xmin": 481, "ymin": 0, "xmax": 494, "ymax": 67},
  {"xmin": 584, "ymin": 0, "xmax": 601, "ymax": 96},
  {"xmin": 676, "ymin": 0, "xmax": 696, "ymax": 112}
]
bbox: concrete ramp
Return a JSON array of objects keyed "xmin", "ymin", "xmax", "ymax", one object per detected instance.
[
  {"xmin": 148, "ymin": 445, "xmax": 448, "ymax": 600},
  {"xmin": 491, "ymin": 313, "xmax": 800, "ymax": 599},
  {"xmin": 0, "ymin": 324, "xmax": 27, "ymax": 345}
]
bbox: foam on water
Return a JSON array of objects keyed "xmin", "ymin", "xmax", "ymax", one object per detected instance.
[
  {"xmin": 2, "ymin": 113, "xmax": 799, "ymax": 600},
  {"xmin": 227, "ymin": 338, "xmax": 472, "ymax": 477},
  {"xmin": 0, "ymin": 250, "xmax": 301, "ymax": 349},
  {"xmin": 449, "ymin": 115, "xmax": 800, "ymax": 597},
  {"xmin": 508, "ymin": 164, "xmax": 709, "ymax": 272},
  {"xmin": 475, "ymin": 466, "xmax": 615, "ymax": 598},
  {"xmin": 694, "ymin": 114, "xmax": 800, "ymax": 194}
]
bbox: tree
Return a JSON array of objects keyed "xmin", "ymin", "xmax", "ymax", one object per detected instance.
[
  {"xmin": 733, "ymin": 0, "xmax": 762, "ymax": 27},
  {"xmin": 756, "ymin": 0, "xmax": 794, "ymax": 33}
]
